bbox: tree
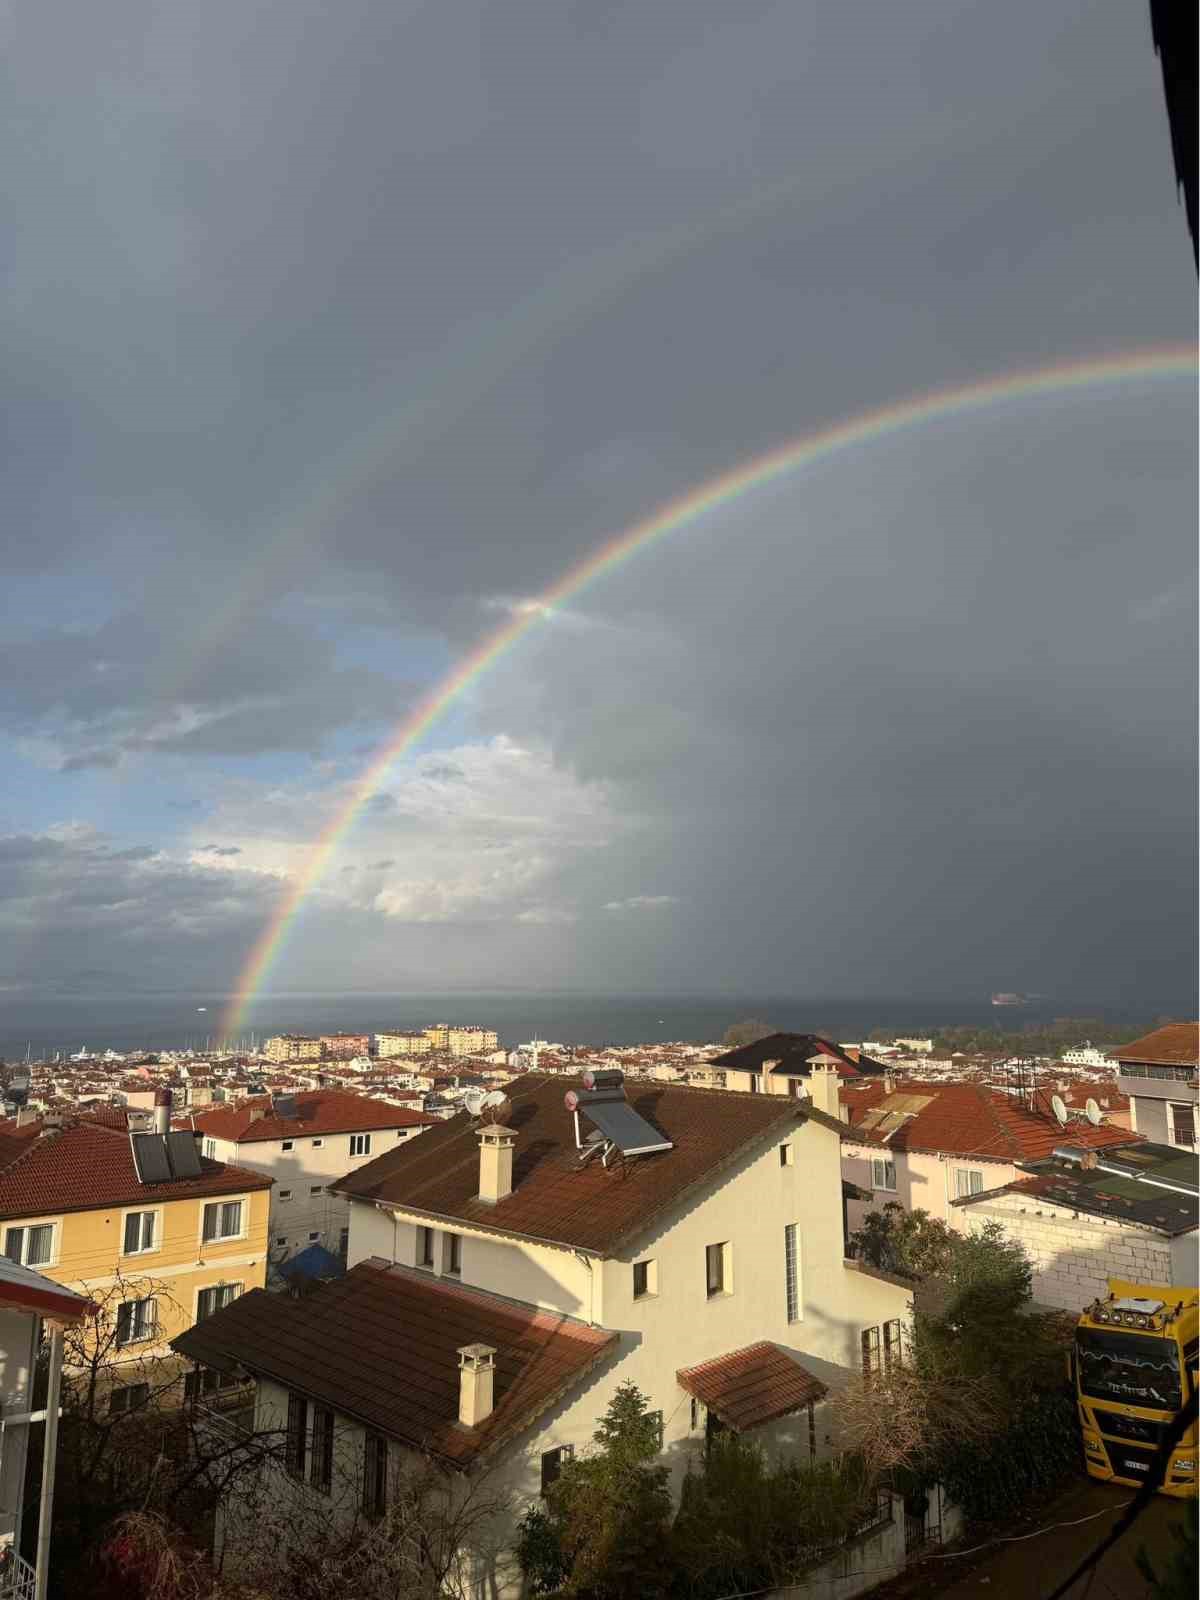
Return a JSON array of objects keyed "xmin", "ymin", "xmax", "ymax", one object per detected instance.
[
  {"xmin": 516, "ymin": 1383, "xmax": 674, "ymax": 1599},
  {"xmin": 722, "ymin": 1020, "xmax": 774, "ymax": 1048}
]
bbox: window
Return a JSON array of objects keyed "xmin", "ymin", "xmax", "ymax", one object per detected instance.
[
  {"xmin": 690, "ymin": 1397, "xmax": 702, "ymax": 1431},
  {"xmin": 633, "ymin": 1259, "xmax": 657, "ymax": 1300},
  {"xmin": 418, "ymin": 1226, "xmax": 435, "ymax": 1268},
  {"xmin": 540, "ymin": 1444, "xmax": 573, "ymax": 1496},
  {"xmin": 861, "ymin": 1325, "xmax": 881, "ymax": 1377},
  {"xmin": 312, "ymin": 1138, "xmax": 324, "ymax": 1148},
  {"xmin": 308, "ymin": 1231, "xmax": 320, "ymax": 1242},
  {"xmin": 197, "ymin": 1283, "xmax": 240, "ymax": 1321},
  {"xmin": 779, "ymin": 1142, "xmax": 794, "ymax": 1166},
  {"xmin": 311, "ymin": 1405, "xmax": 334, "ymax": 1494},
  {"xmin": 286, "ymin": 1392, "xmax": 307, "ymax": 1479},
  {"xmin": 4, "ymin": 1223, "xmax": 54, "ymax": 1267},
  {"xmin": 952, "ymin": 1168, "xmax": 983, "ymax": 1198},
  {"xmin": 1169, "ymin": 1103, "xmax": 1196, "ymax": 1149},
  {"xmin": 123, "ymin": 1211, "xmax": 156, "ymax": 1255},
  {"xmin": 202, "ymin": 1138, "xmax": 217, "ymax": 1159},
  {"xmin": 363, "ymin": 1432, "xmax": 388, "ymax": 1520},
  {"xmin": 883, "ymin": 1319, "xmax": 903, "ymax": 1368},
  {"xmin": 338, "ymin": 1227, "xmax": 349, "ymax": 1259},
  {"xmin": 705, "ymin": 1242, "xmax": 728, "ymax": 1297},
  {"xmin": 647, "ymin": 1409, "xmax": 664, "ymax": 1451},
  {"xmin": 275, "ymin": 1236, "xmax": 287, "ymax": 1246},
  {"xmin": 350, "ymin": 1133, "xmax": 372, "ymax": 1157},
  {"xmin": 279, "ymin": 1189, "xmax": 292, "ymax": 1201},
  {"xmin": 109, "ymin": 1382, "xmax": 149, "ymax": 1416},
  {"xmin": 871, "ymin": 1157, "xmax": 896, "ymax": 1192},
  {"xmin": 784, "ymin": 1223, "xmax": 801, "ymax": 1323},
  {"xmin": 185, "ymin": 1367, "xmax": 240, "ymax": 1403},
  {"xmin": 201, "ymin": 1200, "xmax": 243, "ymax": 1242},
  {"xmin": 281, "ymin": 1140, "xmax": 294, "ymax": 1152},
  {"xmin": 444, "ymin": 1232, "xmax": 462, "ymax": 1275},
  {"xmin": 116, "ymin": 1297, "xmax": 157, "ymax": 1347},
  {"xmin": 309, "ymin": 1184, "xmax": 323, "ymax": 1196}
]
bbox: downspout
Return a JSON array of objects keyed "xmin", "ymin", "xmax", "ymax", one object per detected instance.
[{"xmin": 34, "ymin": 1322, "xmax": 64, "ymax": 1600}]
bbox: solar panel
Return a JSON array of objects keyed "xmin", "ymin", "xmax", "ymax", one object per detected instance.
[
  {"xmin": 273, "ymin": 1095, "xmax": 298, "ymax": 1121},
  {"xmin": 581, "ymin": 1098, "xmax": 673, "ymax": 1157},
  {"xmin": 165, "ymin": 1130, "xmax": 204, "ymax": 1179},
  {"xmin": 131, "ymin": 1133, "xmax": 172, "ymax": 1184}
]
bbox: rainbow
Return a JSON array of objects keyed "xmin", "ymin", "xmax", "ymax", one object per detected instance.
[{"xmin": 219, "ymin": 342, "xmax": 1195, "ymax": 1037}]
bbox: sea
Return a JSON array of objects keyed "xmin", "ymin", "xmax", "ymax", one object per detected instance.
[{"xmin": 0, "ymin": 991, "xmax": 1175, "ymax": 1060}]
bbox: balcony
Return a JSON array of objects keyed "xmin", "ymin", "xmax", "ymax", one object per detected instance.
[{"xmin": 0, "ymin": 1550, "xmax": 37, "ymax": 1600}]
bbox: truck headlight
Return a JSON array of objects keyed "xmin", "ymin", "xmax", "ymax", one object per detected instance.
[{"xmin": 1173, "ymin": 1459, "xmax": 1195, "ymax": 1473}]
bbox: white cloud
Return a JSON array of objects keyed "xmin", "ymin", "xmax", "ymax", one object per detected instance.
[{"xmin": 601, "ymin": 894, "xmax": 679, "ymax": 913}]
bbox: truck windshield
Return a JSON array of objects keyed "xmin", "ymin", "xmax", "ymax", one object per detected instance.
[{"xmin": 1076, "ymin": 1328, "xmax": 1181, "ymax": 1411}]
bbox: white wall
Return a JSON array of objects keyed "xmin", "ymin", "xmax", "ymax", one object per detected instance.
[
  {"xmin": 0, "ymin": 1307, "xmax": 38, "ymax": 1548},
  {"xmin": 841, "ymin": 1144, "xmax": 1016, "ymax": 1234}
]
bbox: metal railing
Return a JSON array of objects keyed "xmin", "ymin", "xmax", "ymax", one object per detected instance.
[{"xmin": 0, "ymin": 1550, "xmax": 37, "ymax": 1600}]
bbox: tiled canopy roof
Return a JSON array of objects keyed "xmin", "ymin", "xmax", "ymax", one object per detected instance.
[
  {"xmin": 172, "ymin": 1258, "xmax": 616, "ymax": 1464},
  {"xmin": 839, "ymin": 1081, "xmax": 1142, "ymax": 1164},
  {"xmin": 0, "ymin": 1119, "xmax": 272, "ymax": 1222},
  {"xmin": 710, "ymin": 1034, "xmax": 881, "ymax": 1078},
  {"xmin": 182, "ymin": 1089, "xmax": 437, "ymax": 1144},
  {"xmin": 676, "ymin": 1342, "xmax": 827, "ymax": 1431},
  {"xmin": 0, "ymin": 1255, "xmax": 94, "ymax": 1322},
  {"xmin": 1113, "ymin": 1024, "xmax": 1199, "ymax": 1068},
  {"xmin": 334, "ymin": 1073, "xmax": 836, "ymax": 1255}
]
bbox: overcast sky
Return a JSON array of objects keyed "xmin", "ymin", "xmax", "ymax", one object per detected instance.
[{"xmin": 2, "ymin": 0, "xmax": 1195, "ymax": 1015}]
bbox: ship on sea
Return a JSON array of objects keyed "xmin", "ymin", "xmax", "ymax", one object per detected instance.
[{"xmin": 991, "ymin": 992, "xmax": 1027, "ymax": 1007}]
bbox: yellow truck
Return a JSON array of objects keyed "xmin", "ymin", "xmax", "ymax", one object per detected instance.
[{"xmin": 1073, "ymin": 1279, "xmax": 1198, "ymax": 1499}]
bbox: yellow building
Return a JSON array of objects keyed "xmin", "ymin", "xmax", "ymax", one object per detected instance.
[
  {"xmin": 263, "ymin": 1034, "xmax": 321, "ymax": 1063},
  {"xmin": 0, "ymin": 1109, "xmax": 271, "ymax": 1383},
  {"xmin": 446, "ymin": 1026, "xmax": 500, "ymax": 1057},
  {"xmin": 376, "ymin": 1030, "xmax": 433, "ymax": 1058},
  {"xmin": 422, "ymin": 1024, "xmax": 451, "ymax": 1050}
]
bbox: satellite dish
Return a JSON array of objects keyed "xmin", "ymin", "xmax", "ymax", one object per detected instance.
[
  {"xmin": 1050, "ymin": 1094, "xmax": 1068, "ymax": 1125},
  {"xmin": 479, "ymin": 1091, "xmax": 512, "ymax": 1126},
  {"xmin": 1085, "ymin": 1098, "xmax": 1102, "ymax": 1126},
  {"xmin": 462, "ymin": 1088, "xmax": 487, "ymax": 1117}
]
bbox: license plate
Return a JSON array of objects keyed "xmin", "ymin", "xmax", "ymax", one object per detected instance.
[{"xmin": 1123, "ymin": 1459, "xmax": 1148, "ymax": 1473}]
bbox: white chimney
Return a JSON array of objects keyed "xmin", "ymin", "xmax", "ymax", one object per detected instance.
[
  {"xmin": 476, "ymin": 1125, "xmax": 518, "ymax": 1204},
  {"xmin": 457, "ymin": 1344, "xmax": 496, "ymax": 1427},
  {"xmin": 806, "ymin": 1054, "xmax": 841, "ymax": 1118},
  {"xmin": 154, "ymin": 1088, "xmax": 172, "ymax": 1135}
]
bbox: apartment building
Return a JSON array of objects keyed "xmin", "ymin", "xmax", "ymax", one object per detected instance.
[
  {"xmin": 319, "ymin": 1034, "xmax": 370, "ymax": 1061},
  {"xmin": 375, "ymin": 1030, "xmax": 433, "ymax": 1058},
  {"xmin": 0, "ymin": 1100, "xmax": 270, "ymax": 1386},
  {"xmin": 839, "ymin": 1079, "xmax": 1142, "ymax": 1235},
  {"xmin": 263, "ymin": 1036, "xmax": 322, "ymax": 1065},
  {"xmin": 422, "ymin": 1024, "xmax": 451, "ymax": 1050},
  {"xmin": 447, "ymin": 1026, "xmax": 500, "ymax": 1057},
  {"xmin": 185, "ymin": 1090, "xmax": 437, "ymax": 1261},
  {"xmin": 175, "ymin": 1065, "xmax": 913, "ymax": 1593},
  {"xmin": 1113, "ymin": 1023, "xmax": 1198, "ymax": 1149}
]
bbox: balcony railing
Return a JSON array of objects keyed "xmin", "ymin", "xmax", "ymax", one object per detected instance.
[
  {"xmin": 1118, "ymin": 1064, "xmax": 1198, "ymax": 1086},
  {"xmin": 0, "ymin": 1550, "xmax": 37, "ymax": 1600}
]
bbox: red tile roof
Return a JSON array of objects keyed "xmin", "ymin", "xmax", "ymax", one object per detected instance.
[
  {"xmin": 676, "ymin": 1342, "xmax": 827, "ymax": 1431},
  {"xmin": 335, "ymin": 1073, "xmax": 835, "ymax": 1255},
  {"xmin": 181, "ymin": 1089, "xmax": 437, "ymax": 1144},
  {"xmin": 1113, "ymin": 1024, "xmax": 1199, "ymax": 1068},
  {"xmin": 172, "ymin": 1258, "xmax": 616, "ymax": 1464},
  {"xmin": 0, "ymin": 1119, "xmax": 272, "ymax": 1222},
  {"xmin": 839, "ymin": 1080, "xmax": 1143, "ymax": 1164}
]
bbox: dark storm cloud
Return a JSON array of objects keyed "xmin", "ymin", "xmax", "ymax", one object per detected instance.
[{"xmin": 1, "ymin": 1, "xmax": 1195, "ymax": 1004}]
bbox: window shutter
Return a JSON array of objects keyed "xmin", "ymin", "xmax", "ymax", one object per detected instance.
[
  {"xmin": 116, "ymin": 1302, "xmax": 133, "ymax": 1345},
  {"xmin": 286, "ymin": 1393, "xmax": 307, "ymax": 1478},
  {"xmin": 124, "ymin": 1214, "xmax": 140, "ymax": 1253},
  {"xmin": 4, "ymin": 1230, "xmax": 23, "ymax": 1264},
  {"xmin": 202, "ymin": 1205, "xmax": 217, "ymax": 1243}
]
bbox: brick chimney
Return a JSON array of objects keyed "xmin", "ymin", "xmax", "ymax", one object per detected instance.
[
  {"xmin": 806, "ymin": 1054, "xmax": 841, "ymax": 1118},
  {"xmin": 476, "ymin": 1124, "xmax": 518, "ymax": 1204},
  {"xmin": 154, "ymin": 1088, "xmax": 172, "ymax": 1136},
  {"xmin": 457, "ymin": 1344, "xmax": 496, "ymax": 1427}
]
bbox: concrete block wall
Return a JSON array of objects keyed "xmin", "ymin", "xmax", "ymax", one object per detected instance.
[{"xmin": 964, "ymin": 1197, "xmax": 1172, "ymax": 1313}]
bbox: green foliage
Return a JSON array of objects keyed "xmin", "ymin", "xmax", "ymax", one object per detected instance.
[
  {"xmin": 1136, "ymin": 1515, "xmax": 1199, "ymax": 1599},
  {"xmin": 722, "ymin": 1019, "xmax": 775, "ymax": 1047},
  {"xmin": 848, "ymin": 1204, "xmax": 954, "ymax": 1279},
  {"xmin": 671, "ymin": 1435, "xmax": 875, "ymax": 1599},
  {"xmin": 932, "ymin": 1389, "xmax": 1078, "ymax": 1522},
  {"xmin": 516, "ymin": 1382, "xmax": 674, "ymax": 1599}
]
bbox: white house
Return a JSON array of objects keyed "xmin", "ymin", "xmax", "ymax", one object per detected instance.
[
  {"xmin": 174, "ymin": 1066, "xmax": 916, "ymax": 1595},
  {"xmin": 183, "ymin": 1090, "xmax": 436, "ymax": 1264}
]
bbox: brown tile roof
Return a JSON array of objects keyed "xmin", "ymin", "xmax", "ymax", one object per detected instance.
[
  {"xmin": 1113, "ymin": 1024, "xmax": 1199, "ymax": 1068},
  {"xmin": 180, "ymin": 1089, "xmax": 437, "ymax": 1144},
  {"xmin": 0, "ymin": 1119, "xmax": 272, "ymax": 1222},
  {"xmin": 676, "ymin": 1342, "xmax": 827, "ymax": 1431},
  {"xmin": 334, "ymin": 1073, "xmax": 831, "ymax": 1255},
  {"xmin": 710, "ymin": 1034, "xmax": 880, "ymax": 1079},
  {"xmin": 171, "ymin": 1258, "xmax": 616, "ymax": 1464},
  {"xmin": 838, "ymin": 1081, "xmax": 1142, "ymax": 1164}
]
